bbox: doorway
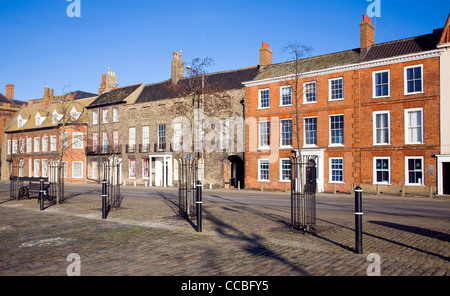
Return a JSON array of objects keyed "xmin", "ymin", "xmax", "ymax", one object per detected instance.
[
  {"xmin": 226, "ymin": 155, "xmax": 244, "ymax": 189},
  {"xmin": 443, "ymin": 162, "xmax": 450, "ymax": 195},
  {"xmin": 150, "ymin": 155, "xmax": 172, "ymax": 187}
]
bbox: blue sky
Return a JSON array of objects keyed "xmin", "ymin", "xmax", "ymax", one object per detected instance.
[{"xmin": 1, "ymin": 0, "xmax": 449, "ymax": 101}]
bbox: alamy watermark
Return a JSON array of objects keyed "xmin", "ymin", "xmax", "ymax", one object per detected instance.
[
  {"xmin": 66, "ymin": 0, "xmax": 81, "ymax": 18},
  {"xmin": 66, "ymin": 253, "xmax": 81, "ymax": 276},
  {"xmin": 366, "ymin": 253, "xmax": 381, "ymax": 276},
  {"xmin": 366, "ymin": 0, "xmax": 381, "ymax": 18}
]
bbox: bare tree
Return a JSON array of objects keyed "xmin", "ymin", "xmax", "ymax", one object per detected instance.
[
  {"xmin": 282, "ymin": 42, "xmax": 313, "ymax": 154},
  {"xmin": 51, "ymin": 92, "xmax": 86, "ymax": 203},
  {"xmin": 168, "ymin": 57, "xmax": 235, "ymax": 155}
]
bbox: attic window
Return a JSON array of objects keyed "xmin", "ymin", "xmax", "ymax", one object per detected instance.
[
  {"xmin": 70, "ymin": 107, "xmax": 82, "ymax": 121},
  {"xmin": 17, "ymin": 114, "xmax": 28, "ymax": 128},
  {"xmin": 35, "ymin": 112, "xmax": 46, "ymax": 126},
  {"xmin": 52, "ymin": 110, "xmax": 63, "ymax": 124}
]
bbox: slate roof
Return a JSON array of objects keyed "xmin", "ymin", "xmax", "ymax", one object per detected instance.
[
  {"xmin": 362, "ymin": 29, "xmax": 443, "ymax": 62},
  {"xmin": 136, "ymin": 66, "xmax": 259, "ymax": 103},
  {"xmin": 70, "ymin": 90, "xmax": 98, "ymax": 100},
  {"xmin": 87, "ymin": 84, "xmax": 142, "ymax": 108},
  {"xmin": 252, "ymin": 28, "xmax": 443, "ymax": 81},
  {"xmin": 253, "ymin": 49, "xmax": 363, "ymax": 80},
  {"xmin": 0, "ymin": 92, "xmax": 27, "ymax": 106}
]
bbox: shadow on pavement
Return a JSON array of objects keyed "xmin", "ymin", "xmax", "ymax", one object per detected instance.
[
  {"xmin": 203, "ymin": 207, "xmax": 310, "ymax": 275},
  {"xmin": 369, "ymin": 221, "xmax": 450, "ymax": 243}
]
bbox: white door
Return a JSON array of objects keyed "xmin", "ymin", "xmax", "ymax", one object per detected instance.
[{"xmin": 155, "ymin": 159, "xmax": 163, "ymax": 187}]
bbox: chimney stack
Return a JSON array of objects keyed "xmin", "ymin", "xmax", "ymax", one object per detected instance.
[
  {"xmin": 99, "ymin": 68, "xmax": 118, "ymax": 95},
  {"xmin": 171, "ymin": 51, "xmax": 185, "ymax": 84},
  {"xmin": 360, "ymin": 14, "xmax": 375, "ymax": 51},
  {"xmin": 259, "ymin": 42, "xmax": 273, "ymax": 67},
  {"xmin": 43, "ymin": 87, "xmax": 54, "ymax": 108},
  {"xmin": 5, "ymin": 83, "xmax": 14, "ymax": 99}
]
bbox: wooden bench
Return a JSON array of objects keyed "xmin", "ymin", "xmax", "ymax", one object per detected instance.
[{"xmin": 18, "ymin": 181, "xmax": 52, "ymax": 200}]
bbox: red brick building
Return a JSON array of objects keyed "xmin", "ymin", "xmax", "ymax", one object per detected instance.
[
  {"xmin": 243, "ymin": 14, "xmax": 448, "ymax": 196},
  {"xmin": 3, "ymin": 87, "xmax": 96, "ymax": 183}
]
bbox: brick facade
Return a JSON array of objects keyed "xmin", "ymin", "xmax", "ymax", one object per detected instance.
[
  {"xmin": 244, "ymin": 16, "xmax": 446, "ymax": 196},
  {"xmin": 4, "ymin": 92, "xmax": 95, "ymax": 183}
]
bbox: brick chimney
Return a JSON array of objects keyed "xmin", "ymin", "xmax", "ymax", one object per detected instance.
[
  {"xmin": 98, "ymin": 68, "xmax": 118, "ymax": 95},
  {"xmin": 5, "ymin": 83, "xmax": 14, "ymax": 99},
  {"xmin": 171, "ymin": 51, "xmax": 184, "ymax": 84},
  {"xmin": 42, "ymin": 87, "xmax": 54, "ymax": 108},
  {"xmin": 260, "ymin": 42, "xmax": 273, "ymax": 67},
  {"xmin": 360, "ymin": 14, "xmax": 375, "ymax": 51}
]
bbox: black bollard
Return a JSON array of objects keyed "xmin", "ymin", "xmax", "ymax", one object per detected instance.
[
  {"xmin": 102, "ymin": 179, "xmax": 107, "ymax": 219},
  {"xmin": 196, "ymin": 180, "xmax": 202, "ymax": 232},
  {"xmin": 39, "ymin": 179, "xmax": 44, "ymax": 211},
  {"xmin": 355, "ymin": 186, "xmax": 363, "ymax": 254}
]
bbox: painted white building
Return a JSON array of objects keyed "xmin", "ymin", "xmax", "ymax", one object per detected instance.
[{"xmin": 437, "ymin": 14, "xmax": 450, "ymax": 195}]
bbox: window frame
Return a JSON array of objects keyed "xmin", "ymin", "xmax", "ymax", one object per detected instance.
[
  {"xmin": 304, "ymin": 117, "xmax": 317, "ymax": 147},
  {"xmin": 279, "ymin": 158, "xmax": 291, "ymax": 182},
  {"xmin": 158, "ymin": 124, "xmax": 166, "ymax": 151},
  {"xmin": 405, "ymin": 156, "xmax": 424, "ymax": 186},
  {"xmin": 329, "ymin": 114, "xmax": 344, "ymax": 146},
  {"xmin": 329, "ymin": 77, "xmax": 344, "ymax": 101},
  {"xmin": 329, "ymin": 157, "xmax": 344, "ymax": 183},
  {"xmin": 279, "ymin": 85, "xmax": 292, "ymax": 107},
  {"xmin": 373, "ymin": 70, "xmax": 390, "ymax": 98},
  {"xmin": 129, "ymin": 159, "xmax": 136, "ymax": 179},
  {"xmin": 42, "ymin": 136, "xmax": 48, "ymax": 152},
  {"xmin": 72, "ymin": 132, "xmax": 84, "ymax": 149},
  {"xmin": 404, "ymin": 108, "xmax": 424, "ymax": 145},
  {"xmin": 303, "ymin": 81, "xmax": 317, "ymax": 104},
  {"xmin": 72, "ymin": 161, "xmax": 83, "ymax": 179},
  {"xmin": 280, "ymin": 119, "xmax": 293, "ymax": 148},
  {"xmin": 258, "ymin": 120, "xmax": 270, "ymax": 149},
  {"xmin": 373, "ymin": 157, "xmax": 391, "ymax": 185},
  {"xmin": 113, "ymin": 107, "xmax": 119, "ymax": 122},
  {"xmin": 102, "ymin": 109, "xmax": 108, "ymax": 124},
  {"xmin": 373, "ymin": 111, "xmax": 390, "ymax": 145},
  {"xmin": 258, "ymin": 158, "xmax": 270, "ymax": 182},
  {"xmin": 34, "ymin": 137, "xmax": 40, "ymax": 153},
  {"xmin": 258, "ymin": 88, "xmax": 270, "ymax": 109},
  {"xmin": 50, "ymin": 136, "xmax": 57, "ymax": 152},
  {"xmin": 92, "ymin": 110, "xmax": 98, "ymax": 125},
  {"xmin": 404, "ymin": 65, "xmax": 424, "ymax": 95},
  {"xmin": 34, "ymin": 159, "xmax": 40, "ymax": 177}
]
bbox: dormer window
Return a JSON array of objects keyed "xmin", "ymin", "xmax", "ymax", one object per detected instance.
[
  {"xmin": 70, "ymin": 107, "xmax": 82, "ymax": 122},
  {"xmin": 35, "ymin": 112, "xmax": 46, "ymax": 126},
  {"xmin": 17, "ymin": 115, "xmax": 28, "ymax": 128},
  {"xmin": 52, "ymin": 110, "xmax": 63, "ymax": 124}
]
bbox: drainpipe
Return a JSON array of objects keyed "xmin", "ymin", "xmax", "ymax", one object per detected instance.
[{"xmin": 240, "ymin": 98, "xmax": 246, "ymax": 189}]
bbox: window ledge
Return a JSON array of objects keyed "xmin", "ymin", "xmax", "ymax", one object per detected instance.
[{"xmin": 404, "ymin": 91, "xmax": 424, "ymax": 96}]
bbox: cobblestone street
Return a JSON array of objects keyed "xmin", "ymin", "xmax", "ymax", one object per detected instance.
[{"xmin": 0, "ymin": 187, "xmax": 449, "ymax": 278}]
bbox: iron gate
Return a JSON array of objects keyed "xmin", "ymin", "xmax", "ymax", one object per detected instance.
[
  {"xmin": 48, "ymin": 162, "xmax": 65, "ymax": 203},
  {"xmin": 290, "ymin": 154, "xmax": 317, "ymax": 232},
  {"xmin": 176, "ymin": 157, "xmax": 201, "ymax": 219},
  {"xmin": 102, "ymin": 160, "xmax": 122, "ymax": 219},
  {"xmin": 10, "ymin": 162, "xmax": 24, "ymax": 199}
]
